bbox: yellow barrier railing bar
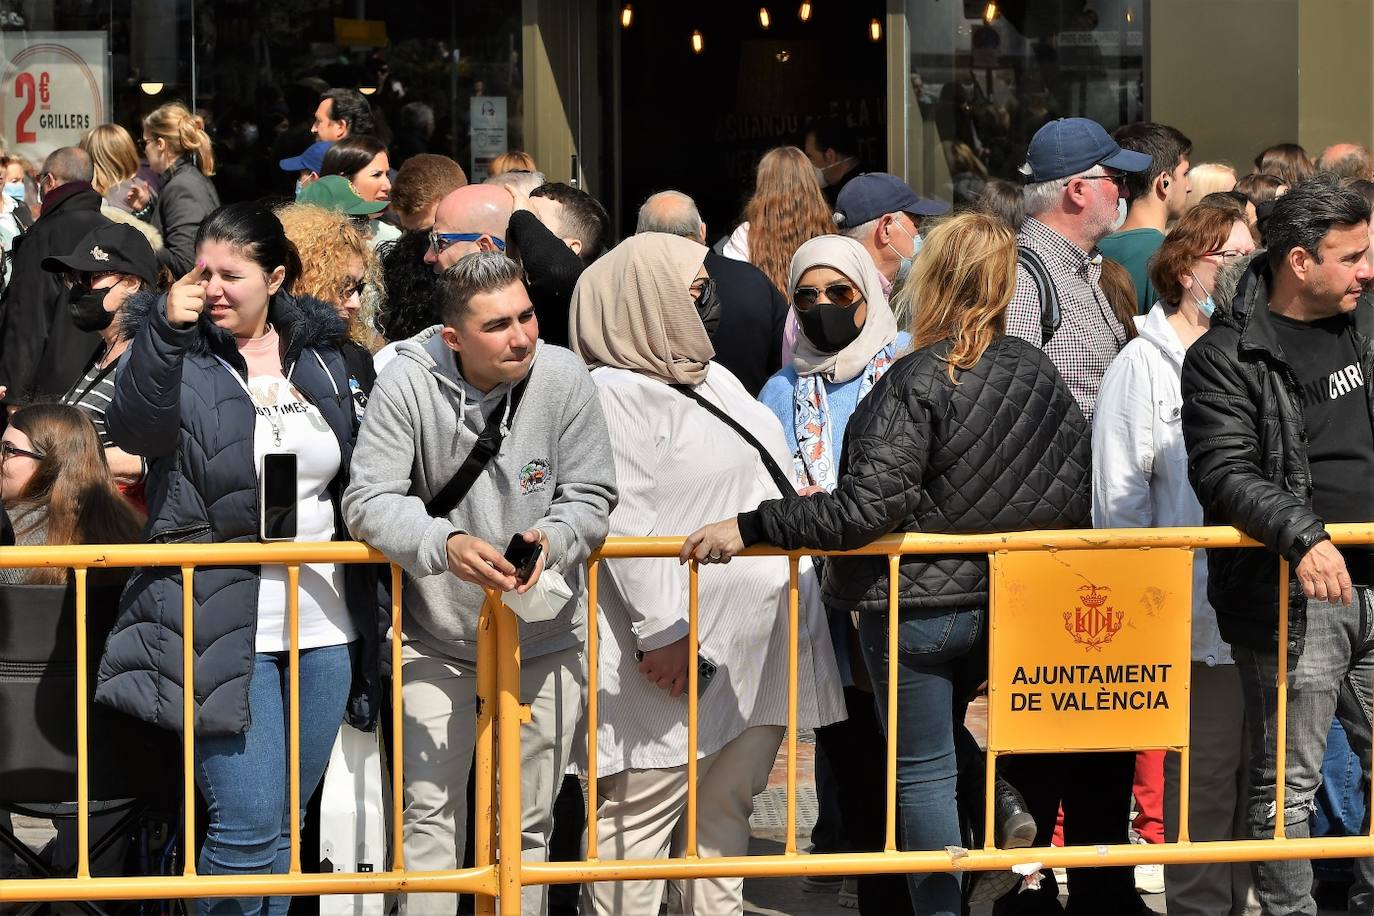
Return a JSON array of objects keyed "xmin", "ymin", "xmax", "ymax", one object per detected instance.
[
  {"xmin": 884, "ymin": 553, "xmax": 900, "ymax": 854},
  {"xmin": 784, "ymin": 556, "xmax": 800, "ymax": 855},
  {"xmin": 73, "ymin": 567, "xmax": 90, "ymax": 879},
  {"xmin": 475, "ymin": 596, "xmax": 497, "ymax": 916},
  {"xmin": 1275, "ymin": 558, "xmax": 1290, "ymax": 840},
  {"xmin": 182, "ymin": 563, "xmax": 197, "ymax": 877},
  {"xmin": 584, "ymin": 558, "xmax": 601, "ymax": 863},
  {"xmin": 495, "ymin": 594, "xmax": 523, "ymax": 912},
  {"xmin": 288, "ymin": 563, "xmax": 303, "ymax": 875},
  {"xmin": 389, "ymin": 563, "xmax": 405, "ymax": 873},
  {"xmin": 686, "ymin": 559, "xmax": 700, "ymax": 859}
]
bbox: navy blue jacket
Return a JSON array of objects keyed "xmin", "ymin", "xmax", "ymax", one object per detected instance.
[{"xmin": 94, "ymin": 289, "xmax": 385, "ymax": 736}]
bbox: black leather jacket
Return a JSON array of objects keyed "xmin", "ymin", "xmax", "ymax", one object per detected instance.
[
  {"xmin": 1181, "ymin": 256, "xmax": 1374, "ymax": 654},
  {"xmin": 738, "ymin": 335, "xmax": 1091, "ymax": 615}
]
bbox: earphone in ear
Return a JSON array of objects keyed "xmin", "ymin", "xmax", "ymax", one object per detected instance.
[{"xmin": 1162, "ymin": 179, "xmax": 1170, "ymax": 188}]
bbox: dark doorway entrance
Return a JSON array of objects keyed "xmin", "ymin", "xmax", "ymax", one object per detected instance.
[{"xmin": 610, "ymin": 0, "xmax": 887, "ymax": 244}]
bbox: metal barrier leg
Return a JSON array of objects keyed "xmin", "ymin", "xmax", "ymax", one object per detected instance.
[
  {"xmin": 885, "ymin": 554, "xmax": 900, "ymax": 854},
  {"xmin": 585, "ymin": 561, "xmax": 601, "ymax": 864},
  {"xmin": 785, "ymin": 558, "xmax": 800, "ymax": 855},
  {"xmin": 287, "ymin": 565, "xmax": 302, "ymax": 876},
  {"xmin": 475, "ymin": 596, "xmax": 497, "ymax": 915},
  {"xmin": 1274, "ymin": 560, "xmax": 1290, "ymax": 840},
  {"xmin": 181, "ymin": 565, "xmax": 198, "ymax": 876},
  {"xmin": 686, "ymin": 562, "xmax": 700, "ymax": 859},
  {"xmin": 73, "ymin": 567, "xmax": 90, "ymax": 880},
  {"xmin": 495, "ymin": 596, "xmax": 524, "ymax": 914},
  {"xmin": 389, "ymin": 564, "xmax": 406, "ymax": 875}
]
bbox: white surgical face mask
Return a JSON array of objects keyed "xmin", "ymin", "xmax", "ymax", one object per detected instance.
[
  {"xmin": 812, "ymin": 155, "xmax": 856, "ymax": 190},
  {"xmin": 887, "ymin": 218, "xmax": 922, "ymax": 286},
  {"xmin": 1188, "ymin": 269, "xmax": 1217, "ymax": 318}
]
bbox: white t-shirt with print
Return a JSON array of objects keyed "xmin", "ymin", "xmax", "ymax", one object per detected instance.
[{"xmin": 239, "ymin": 344, "xmax": 357, "ymax": 653}]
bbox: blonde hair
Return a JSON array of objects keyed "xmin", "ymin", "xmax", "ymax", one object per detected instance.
[
  {"xmin": 275, "ymin": 202, "xmax": 384, "ymax": 351},
  {"xmin": 80, "ymin": 123, "xmax": 141, "ymax": 195},
  {"xmin": 489, "ymin": 150, "xmax": 537, "ymax": 177},
  {"xmin": 1184, "ymin": 162, "xmax": 1237, "ymax": 210},
  {"xmin": 744, "ymin": 146, "xmax": 836, "ymax": 294},
  {"xmin": 909, "ymin": 211, "xmax": 1018, "ymax": 381},
  {"xmin": 143, "ymin": 102, "xmax": 215, "ymax": 176}
]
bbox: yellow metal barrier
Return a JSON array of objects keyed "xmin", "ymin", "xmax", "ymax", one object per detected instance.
[
  {"xmin": 0, "ymin": 542, "xmax": 499, "ymax": 908},
  {"xmin": 6, "ymin": 525, "xmax": 1374, "ymax": 912}
]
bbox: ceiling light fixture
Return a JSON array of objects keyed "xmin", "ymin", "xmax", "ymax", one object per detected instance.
[{"xmin": 692, "ymin": 30, "xmax": 704, "ymax": 53}]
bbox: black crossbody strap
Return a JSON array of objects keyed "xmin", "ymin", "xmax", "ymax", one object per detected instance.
[
  {"xmin": 670, "ymin": 384, "xmax": 799, "ymax": 500},
  {"xmin": 423, "ymin": 375, "xmax": 531, "ymax": 518}
]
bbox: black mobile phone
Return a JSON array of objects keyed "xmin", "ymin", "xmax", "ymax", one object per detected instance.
[
  {"xmin": 259, "ymin": 453, "xmax": 297, "ymax": 542},
  {"xmin": 504, "ymin": 534, "xmax": 543, "ymax": 583}
]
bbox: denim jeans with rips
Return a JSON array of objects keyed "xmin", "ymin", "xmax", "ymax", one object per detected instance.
[{"xmin": 1233, "ymin": 588, "xmax": 1374, "ymax": 916}]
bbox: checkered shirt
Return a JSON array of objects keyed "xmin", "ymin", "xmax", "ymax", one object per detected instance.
[{"xmin": 1005, "ymin": 216, "xmax": 1129, "ymax": 423}]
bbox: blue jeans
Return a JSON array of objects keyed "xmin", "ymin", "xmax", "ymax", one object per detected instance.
[
  {"xmin": 857, "ymin": 606, "xmax": 985, "ymax": 916},
  {"xmin": 194, "ymin": 644, "xmax": 353, "ymax": 916},
  {"xmin": 1313, "ymin": 717, "xmax": 1366, "ymax": 883},
  {"xmin": 1233, "ymin": 589, "xmax": 1374, "ymax": 916}
]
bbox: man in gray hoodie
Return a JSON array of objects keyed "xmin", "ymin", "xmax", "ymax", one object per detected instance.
[{"xmin": 344, "ymin": 251, "xmax": 617, "ymax": 915}]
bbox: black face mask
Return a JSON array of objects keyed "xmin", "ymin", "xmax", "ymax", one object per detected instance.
[
  {"xmin": 68, "ymin": 283, "xmax": 115, "ymax": 332},
  {"xmin": 694, "ymin": 279, "xmax": 722, "ymax": 336},
  {"xmin": 796, "ymin": 301, "xmax": 863, "ymax": 353}
]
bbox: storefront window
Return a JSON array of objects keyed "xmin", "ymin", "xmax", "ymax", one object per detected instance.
[
  {"xmin": 904, "ymin": 0, "xmax": 1146, "ymax": 205},
  {"xmin": 1, "ymin": 0, "xmax": 523, "ymax": 200}
]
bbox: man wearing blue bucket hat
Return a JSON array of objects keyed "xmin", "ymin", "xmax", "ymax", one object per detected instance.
[{"xmin": 997, "ymin": 117, "xmax": 1155, "ymax": 916}]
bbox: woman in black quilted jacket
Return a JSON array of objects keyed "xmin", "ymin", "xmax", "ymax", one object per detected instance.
[{"xmin": 683, "ymin": 211, "xmax": 1092, "ymax": 916}]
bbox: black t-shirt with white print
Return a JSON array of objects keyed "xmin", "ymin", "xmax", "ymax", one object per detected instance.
[{"xmin": 1272, "ymin": 312, "xmax": 1374, "ymax": 585}]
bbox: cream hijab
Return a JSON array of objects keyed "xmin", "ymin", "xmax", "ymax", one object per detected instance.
[
  {"xmin": 789, "ymin": 234, "xmax": 898, "ymax": 383},
  {"xmin": 570, "ymin": 232, "xmax": 716, "ymax": 386}
]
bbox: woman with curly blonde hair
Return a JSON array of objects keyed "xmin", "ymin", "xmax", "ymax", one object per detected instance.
[{"xmin": 276, "ymin": 202, "xmax": 385, "ymax": 416}]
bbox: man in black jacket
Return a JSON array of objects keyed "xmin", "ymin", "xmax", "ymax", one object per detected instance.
[
  {"xmin": 0, "ymin": 147, "xmax": 110, "ymax": 408},
  {"xmin": 1181, "ymin": 175, "xmax": 1374, "ymax": 914},
  {"xmin": 636, "ymin": 190, "xmax": 787, "ymax": 395}
]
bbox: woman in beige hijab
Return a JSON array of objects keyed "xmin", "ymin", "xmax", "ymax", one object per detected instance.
[{"xmin": 571, "ymin": 233, "xmax": 844, "ymax": 916}]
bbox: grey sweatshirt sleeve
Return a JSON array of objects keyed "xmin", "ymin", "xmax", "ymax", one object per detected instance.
[
  {"xmin": 537, "ymin": 375, "xmax": 618, "ymax": 573},
  {"xmin": 343, "ymin": 381, "xmax": 458, "ymax": 578}
]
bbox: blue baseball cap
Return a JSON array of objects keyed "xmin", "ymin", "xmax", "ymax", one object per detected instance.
[
  {"xmin": 279, "ymin": 140, "xmax": 334, "ymax": 174},
  {"xmin": 834, "ymin": 172, "xmax": 950, "ymax": 229},
  {"xmin": 1020, "ymin": 118, "xmax": 1151, "ymax": 182}
]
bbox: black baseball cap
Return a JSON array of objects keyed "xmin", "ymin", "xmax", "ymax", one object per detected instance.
[
  {"xmin": 42, "ymin": 222, "xmax": 159, "ymax": 287},
  {"xmin": 834, "ymin": 172, "xmax": 950, "ymax": 229},
  {"xmin": 1020, "ymin": 118, "xmax": 1152, "ymax": 183}
]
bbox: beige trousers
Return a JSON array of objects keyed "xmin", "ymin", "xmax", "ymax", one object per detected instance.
[
  {"xmin": 584, "ymin": 724, "xmax": 785, "ymax": 916},
  {"xmin": 1163, "ymin": 661, "xmax": 1261, "ymax": 916},
  {"xmin": 398, "ymin": 640, "xmax": 582, "ymax": 916}
]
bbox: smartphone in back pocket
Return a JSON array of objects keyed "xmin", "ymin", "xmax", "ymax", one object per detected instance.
[{"xmin": 259, "ymin": 453, "xmax": 298, "ymax": 542}]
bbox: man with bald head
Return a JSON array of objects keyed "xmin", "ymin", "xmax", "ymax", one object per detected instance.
[
  {"xmin": 424, "ymin": 184, "xmax": 514, "ymax": 273},
  {"xmin": 1319, "ymin": 143, "xmax": 1374, "ymax": 180},
  {"xmin": 637, "ymin": 189, "xmax": 787, "ymax": 394},
  {"xmin": 0, "ymin": 145, "xmax": 110, "ymax": 407}
]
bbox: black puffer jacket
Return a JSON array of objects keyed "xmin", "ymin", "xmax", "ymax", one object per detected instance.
[
  {"xmin": 738, "ymin": 335, "xmax": 1091, "ymax": 614},
  {"xmin": 1180, "ymin": 256, "xmax": 1367, "ymax": 654},
  {"xmin": 94, "ymin": 290, "xmax": 385, "ymax": 736}
]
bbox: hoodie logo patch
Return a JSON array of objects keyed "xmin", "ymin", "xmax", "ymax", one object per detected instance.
[{"xmin": 519, "ymin": 459, "xmax": 551, "ymax": 495}]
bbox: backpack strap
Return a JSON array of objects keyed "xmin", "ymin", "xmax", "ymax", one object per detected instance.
[
  {"xmin": 423, "ymin": 374, "xmax": 531, "ymax": 518},
  {"xmin": 1018, "ymin": 245, "xmax": 1060, "ymax": 346}
]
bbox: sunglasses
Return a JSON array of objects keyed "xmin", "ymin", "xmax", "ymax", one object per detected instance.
[
  {"xmin": 794, "ymin": 282, "xmax": 864, "ymax": 310},
  {"xmin": 340, "ymin": 278, "xmax": 366, "ymax": 300},
  {"xmin": 1069, "ymin": 172, "xmax": 1129, "ymax": 192},
  {"xmin": 1203, "ymin": 249, "xmax": 1247, "ymax": 263},
  {"xmin": 429, "ymin": 231, "xmax": 507, "ymax": 254},
  {"xmin": 1, "ymin": 441, "xmax": 44, "ymax": 463}
]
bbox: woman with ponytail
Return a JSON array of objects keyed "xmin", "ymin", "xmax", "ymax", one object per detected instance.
[
  {"xmin": 96, "ymin": 202, "xmax": 384, "ymax": 915},
  {"xmin": 128, "ymin": 102, "xmax": 222, "ymax": 275}
]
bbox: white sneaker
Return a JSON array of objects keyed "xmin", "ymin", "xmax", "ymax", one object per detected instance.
[{"xmin": 1131, "ymin": 834, "xmax": 1165, "ymax": 895}]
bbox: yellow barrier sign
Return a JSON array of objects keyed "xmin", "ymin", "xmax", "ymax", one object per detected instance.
[{"xmin": 987, "ymin": 548, "xmax": 1193, "ymax": 754}]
